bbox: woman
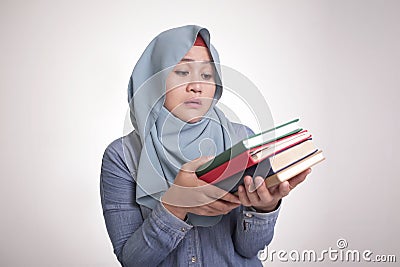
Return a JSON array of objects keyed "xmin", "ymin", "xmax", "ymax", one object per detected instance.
[{"xmin": 100, "ymin": 25, "xmax": 309, "ymax": 266}]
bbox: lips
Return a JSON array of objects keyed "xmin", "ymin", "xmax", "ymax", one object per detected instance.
[
  {"xmin": 185, "ymin": 98, "xmax": 201, "ymax": 104},
  {"xmin": 184, "ymin": 98, "xmax": 202, "ymax": 108}
]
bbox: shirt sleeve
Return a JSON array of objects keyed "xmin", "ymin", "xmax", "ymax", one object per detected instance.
[
  {"xmin": 229, "ymin": 122, "xmax": 281, "ymax": 258},
  {"xmin": 100, "ymin": 138, "xmax": 192, "ymax": 266},
  {"xmin": 232, "ymin": 201, "xmax": 281, "ymax": 258}
]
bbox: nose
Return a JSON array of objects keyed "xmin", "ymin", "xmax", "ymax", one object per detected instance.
[{"xmin": 187, "ymin": 80, "xmax": 202, "ymax": 94}]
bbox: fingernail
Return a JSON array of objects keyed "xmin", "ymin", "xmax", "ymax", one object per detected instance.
[
  {"xmin": 255, "ymin": 176, "xmax": 264, "ymax": 188},
  {"xmin": 248, "ymin": 183, "xmax": 256, "ymax": 193}
]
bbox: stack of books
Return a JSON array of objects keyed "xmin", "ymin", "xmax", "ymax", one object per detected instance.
[{"xmin": 195, "ymin": 119, "xmax": 325, "ymax": 192}]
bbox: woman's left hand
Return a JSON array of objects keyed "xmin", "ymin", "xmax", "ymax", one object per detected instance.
[{"xmin": 237, "ymin": 168, "xmax": 311, "ymax": 212}]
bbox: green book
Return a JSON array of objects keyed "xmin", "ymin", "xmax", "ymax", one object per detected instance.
[{"xmin": 195, "ymin": 118, "xmax": 302, "ymax": 177}]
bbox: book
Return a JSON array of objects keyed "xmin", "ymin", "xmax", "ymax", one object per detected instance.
[
  {"xmin": 213, "ymin": 148, "xmax": 325, "ymax": 193},
  {"xmin": 198, "ymin": 130, "xmax": 312, "ymax": 183},
  {"xmin": 195, "ymin": 118, "xmax": 325, "ymax": 193},
  {"xmin": 243, "ymin": 118, "xmax": 301, "ymax": 148},
  {"xmin": 195, "ymin": 118, "xmax": 302, "ymax": 178},
  {"xmin": 257, "ymin": 139, "xmax": 317, "ymax": 174},
  {"xmin": 265, "ymin": 150, "xmax": 325, "ymax": 187}
]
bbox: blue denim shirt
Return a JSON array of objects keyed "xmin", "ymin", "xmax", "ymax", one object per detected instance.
[{"xmin": 100, "ymin": 125, "xmax": 280, "ymax": 267}]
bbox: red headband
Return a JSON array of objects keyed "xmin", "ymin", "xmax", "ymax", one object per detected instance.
[{"xmin": 193, "ymin": 35, "xmax": 207, "ymax": 47}]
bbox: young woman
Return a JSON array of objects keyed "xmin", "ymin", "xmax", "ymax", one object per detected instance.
[{"xmin": 100, "ymin": 25, "xmax": 310, "ymax": 266}]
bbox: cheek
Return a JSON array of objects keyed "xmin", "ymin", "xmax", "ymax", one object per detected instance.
[
  {"xmin": 166, "ymin": 72, "xmax": 188, "ymax": 93},
  {"xmin": 164, "ymin": 87, "xmax": 185, "ymax": 111},
  {"xmin": 164, "ymin": 91, "xmax": 177, "ymax": 110},
  {"xmin": 201, "ymin": 86, "xmax": 217, "ymax": 109},
  {"xmin": 204, "ymin": 85, "xmax": 216, "ymax": 99}
]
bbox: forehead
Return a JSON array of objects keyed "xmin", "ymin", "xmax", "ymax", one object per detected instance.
[{"xmin": 182, "ymin": 46, "xmax": 212, "ymax": 62}]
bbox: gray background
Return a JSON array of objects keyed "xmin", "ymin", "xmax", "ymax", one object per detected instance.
[{"xmin": 1, "ymin": 0, "xmax": 399, "ymax": 266}]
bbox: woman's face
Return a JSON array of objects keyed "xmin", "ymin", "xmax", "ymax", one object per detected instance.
[{"xmin": 164, "ymin": 46, "xmax": 216, "ymax": 123}]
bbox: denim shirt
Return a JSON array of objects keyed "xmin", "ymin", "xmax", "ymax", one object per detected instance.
[{"xmin": 100, "ymin": 124, "xmax": 281, "ymax": 267}]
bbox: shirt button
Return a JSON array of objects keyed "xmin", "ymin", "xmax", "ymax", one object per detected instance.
[
  {"xmin": 191, "ymin": 256, "xmax": 197, "ymax": 262},
  {"xmin": 180, "ymin": 227, "xmax": 186, "ymax": 232},
  {"xmin": 245, "ymin": 212, "xmax": 253, "ymax": 218}
]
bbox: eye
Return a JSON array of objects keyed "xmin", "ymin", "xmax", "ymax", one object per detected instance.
[
  {"xmin": 201, "ymin": 73, "xmax": 213, "ymax": 80},
  {"xmin": 174, "ymin": 70, "xmax": 189, "ymax": 77}
]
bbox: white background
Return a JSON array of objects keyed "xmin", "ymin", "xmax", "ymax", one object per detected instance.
[{"xmin": 1, "ymin": 0, "xmax": 399, "ymax": 266}]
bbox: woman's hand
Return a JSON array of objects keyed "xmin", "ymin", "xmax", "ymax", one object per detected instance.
[
  {"xmin": 161, "ymin": 156, "xmax": 241, "ymax": 220},
  {"xmin": 237, "ymin": 168, "xmax": 311, "ymax": 212}
]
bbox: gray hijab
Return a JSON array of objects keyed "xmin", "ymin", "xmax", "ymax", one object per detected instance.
[{"xmin": 126, "ymin": 25, "xmax": 241, "ymax": 226}]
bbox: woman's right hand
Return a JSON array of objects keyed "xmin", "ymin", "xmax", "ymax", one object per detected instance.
[{"xmin": 161, "ymin": 156, "xmax": 241, "ymax": 220}]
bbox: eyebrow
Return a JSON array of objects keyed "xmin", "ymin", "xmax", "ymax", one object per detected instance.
[{"xmin": 180, "ymin": 58, "xmax": 212, "ymax": 64}]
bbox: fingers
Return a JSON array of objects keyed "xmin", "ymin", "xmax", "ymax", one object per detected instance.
[
  {"xmin": 188, "ymin": 168, "xmax": 312, "ymax": 215},
  {"xmin": 272, "ymin": 168, "xmax": 311, "ymax": 198},
  {"xmin": 190, "ymin": 200, "xmax": 240, "ymax": 216},
  {"xmin": 277, "ymin": 181, "xmax": 291, "ymax": 198},
  {"xmin": 171, "ymin": 156, "xmax": 241, "ymax": 208},
  {"xmin": 287, "ymin": 168, "xmax": 310, "ymax": 189},
  {"xmin": 197, "ymin": 179, "xmax": 241, "ymax": 204},
  {"xmin": 209, "ymin": 199, "xmax": 240, "ymax": 214},
  {"xmin": 237, "ymin": 176, "xmax": 278, "ymax": 212},
  {"xmin": 181, "ymin": 156, "xmax": 214, "ymax": 173},
  {"xmin": 176, "ymin": 160, "xmax": 311, "ymax": 214},
  {"xmin": 207, "ymin": 187, "xmax": 241, "ymax": 205},
  {"xmin": 241, "ymin": 176, "xmax": 275, "ymax": 204},
  {"xmin": 237, "ymin": 185, "xmax": 251, "ymax": 206},
  {"xmin": 252, "ymin": 176, "xmax": 274, "ymax": 203},
  {"xmin": 239, "ymin": 176, "xmax": 262, "ymax": 206},
  {"xmin": 219, "ymin": 192, "xmax": 241, "ymax": 204},
  {"xmin": 242, "ymin": 176, "xmax": 261, "ymax": 203}
]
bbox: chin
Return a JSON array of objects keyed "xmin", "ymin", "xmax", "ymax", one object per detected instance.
[
  {"xmin": 183, "ymin": 112, "xmax": 205, "ymax": 123},
  {"xmin": 187, "ymin": 117, "xmax": 202, "ymax": 123},
  {"xmin": 174, "ymin": 109, "xmax": 208, "ymax": 123}
]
